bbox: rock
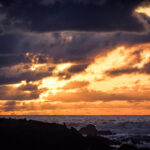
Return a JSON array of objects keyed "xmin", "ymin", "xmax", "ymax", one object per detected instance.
[
  {"xmin": 0, "ymin": 118, "xmax": 116, "ymax": 150},
  {"xmin": 98, "ymin": 130, "xmax": 115, "ymax": 135},
  {"xmin": 118, "ymin": 144, "xmax": 138, "ymax": 150},
  {"xmin": 86, "ymin": 135, "xmax": 114, "ymax": 150},
  {"xmin": 79, "ymin": 125, "xmax": 115, "ymax": 136},
  {"xmin": 118, "ymin": 144, "xmax": 150, "ymax": 150},
  {"xmin": 0, "ymin": 118, "xmax": 87, "ymax": 150},
  {"xmin": 86, "ymin": 135, "xmax": 120, "ymax": 146},
  {"xmin": 79, "ymin": 124, "xmax": 98, "ymax": 136}
]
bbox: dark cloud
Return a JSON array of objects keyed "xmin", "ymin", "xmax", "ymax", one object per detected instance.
[
  {"xmin": 105, "ymin": 67, "xmax": 139, "ymax": 77},
  {"xmin": 142, "ymin": 62, "xmax": 150, "ymax": 74},
  {"xmin": 1, "ymin": 31, "xmax": 150, "ymax": 84},
  {"xmin": 68, "ymin": 64, "xmax": 88, "ymax": 73},
  {"xmin": 0, "ymin": 0, "xmax": 150, "ymax": 88},
  {"xmin": 48, "ymin": 66, "xmax": 55, "ymax": 71},
  {"xmin": 55, "ymin": 64, "xmax": 88, "ymax": 80},
  {"xmin": 0, "ymin": 71, "xmax": 51, "ymax": 85},
  {"xmin": 1, "ymin": 31, "xmax": 150, "ymax": 64},
  {"xmin": 0, "ymin": 84, "xmax": 45, "ymax": 100},
  {"xmin": 0, "ymin": 34, "xmax": 25, "ymax": 53},
  {"xmin": 0, "ymin": 54, "xmax": 26, "ymax": 68},
  {"xmin": 105, "ymin": 61, "xmax": 150, "ymax": 77},
  {"xmin": 18, "ymin": 84, "xmax": 38, "ymax": 91},
  {"xmin": 57, "ymin": 72, "xmax": 71, "ymax": 80},
  {"xmin": 0, "ymin": 0, "xmax": 147, "ymax": 33},
  {"xmin": 3, "ymin": 101, "xmax": 17, "ymax": 111}
]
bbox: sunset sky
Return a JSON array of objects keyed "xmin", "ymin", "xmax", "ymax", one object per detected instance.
[{"xmin": 0, "ymin": 0, "xmax": 150, "ymax": 115}]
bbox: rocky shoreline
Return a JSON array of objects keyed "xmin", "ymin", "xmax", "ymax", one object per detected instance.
[{"xmin": 0, "ymin": 118, "xmax": 149, "ymax": 150}]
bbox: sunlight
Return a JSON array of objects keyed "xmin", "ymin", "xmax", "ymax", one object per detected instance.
[
  {"xmin": 135, "ymin": 6, "xmax": 150, "ymax": 17},
  {"xmin": 11, "ymin": 80, "xmax": 27, "ymax": 87},
  {"xmin": 72, "ymin": 44, "xmax": 150, "ymax": 92},
  {"xmin": 54, "ymin": 63, "xmax": 72, "ymax": 73},
  {"xmin": 39, "ymin": 77, "xmax": 68, "ymax": 94},
  {"xmin": 30, "ymin": 64, "xmax": 46, "ymax": 71}
]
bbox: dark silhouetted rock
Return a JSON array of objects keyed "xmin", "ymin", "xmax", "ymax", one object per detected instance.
[
  {"xmin": 0, "ymin": 118, "xmax": 115, "ymax": 150},
  {"xmin": 79, "ymin": 124, "xmax": 98, "ymax": 136},
  {"xmin": 86, "ymin": 134, "xmax": 121, "ymax": 147},
  {"xmin": 86, "ymin": 135, "xmax": 115, "ymax": 150},
  {"xmin": 98, "ymin": 130, "xmax": 115, "ymax": 135},
  {"xmin": 118, "ymin": 144, "xmax": 138, "ymax": 150},
  {"xmin": 0, "ymin": 118, "xmax": 87, "ymax": 150}
]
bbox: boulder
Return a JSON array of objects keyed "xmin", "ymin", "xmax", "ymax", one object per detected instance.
[
  {"xmin": 0, "ymin": 118, "xmax": 115, "ymax": 150},
  {"xmin": 79, "ymin": 124, "xmax": 98, "ymax": 136},
  {"xmin": 118, "ymin": 144, "xmax": 138, "ymax": 150},
  {"xmin": 0, "ymin": 118, "xmax": 87, "ymax": 150},
  {"xmin": 98, "ymin": 130, "xmax": 115, "ymax": 135}
]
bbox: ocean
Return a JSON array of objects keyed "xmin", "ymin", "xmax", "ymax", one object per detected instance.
[{"xmin": 1, "ymin": 115, "xmax": 150, "ymax": 148}]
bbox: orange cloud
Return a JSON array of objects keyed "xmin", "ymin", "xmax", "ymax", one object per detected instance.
[
  {"xmin": 61, "ymin": 81, "xmax": 89, "ymax": 90},
  {"xmin": 1, "ymin": 100, "xmax": 150, "ymax": 115},
  {"xmin": 1, "ymin": 43, "xmax": 150, "ymax": 115}
]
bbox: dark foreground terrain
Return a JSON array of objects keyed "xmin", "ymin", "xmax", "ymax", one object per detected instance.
[{"xmin": 0, "ymin": 118, "xmax": 149, "ymax": 150}]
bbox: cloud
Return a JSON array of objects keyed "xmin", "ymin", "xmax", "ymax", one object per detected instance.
[
  {"xmin": 61, "ymin": 81, "xmax": 89, "ymax": 89},
  {"xmin": 1, "ymin": 31, "xmax": 150, "ymax": 84},
  {"xmin": 105, "ymin": 61, "xmax": 150, "ymax": 77},
  {"xmin": 68, "ymin": 64, "xmax": 88, "ymax": 73},
  {"xmin": 55, "ymin": 64, "xmax": 89, "ymax": 80},
  {"xmin": 18, "ymin": 84, "xmax": 38, "ymax": 91},
  {"xmin": 0, "ymin": 70, "xmax": 52, "ymax": 85},
  {"xmin": 0, "ymin": 84, "xmax": 46, "ymax": 100},
  {"xmin": 46, "ymin": 89, "xmax": 150, "ymax": 102},
  {"xmin": 0, "ymin": 54, "xmax": 27, "ymax": 68},
  {"xmin": 103, "ymin": 44, "xmax": 150, "ymax": 77},
  {"xmin": 0, "ymin": 0, "xmax": 147, "ymax": 33},
  {"xmin": 1, "ymin": 31, "xmax": 150, "ymax": 64},
  {"xmin": 3, "ymin": 101, "xmax": 17, "ymax": 111},
  {"xmin": 142, "ymin": 62, "xmax": 150, "ymax": 74},
  {"xmin": 0, "ymin": 0, "xmax": 150, "ymax": 115},
  {"xmin": 105, "ymin": 67, "xmax": 139, "ymax": 77}
]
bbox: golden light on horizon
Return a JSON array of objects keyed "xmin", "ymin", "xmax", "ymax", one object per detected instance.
[
  {"xmin": 1, "ymin": 43, "xmax": 150, "ymax": 115},
  {"xmin": 1, "ymin": 100, "xmax": 150, "ymax": 115}
]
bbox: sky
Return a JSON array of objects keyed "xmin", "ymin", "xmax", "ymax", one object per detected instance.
[{"xmin": 0, "ymin": 0, "xmax": 150, "ymax": 115}]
